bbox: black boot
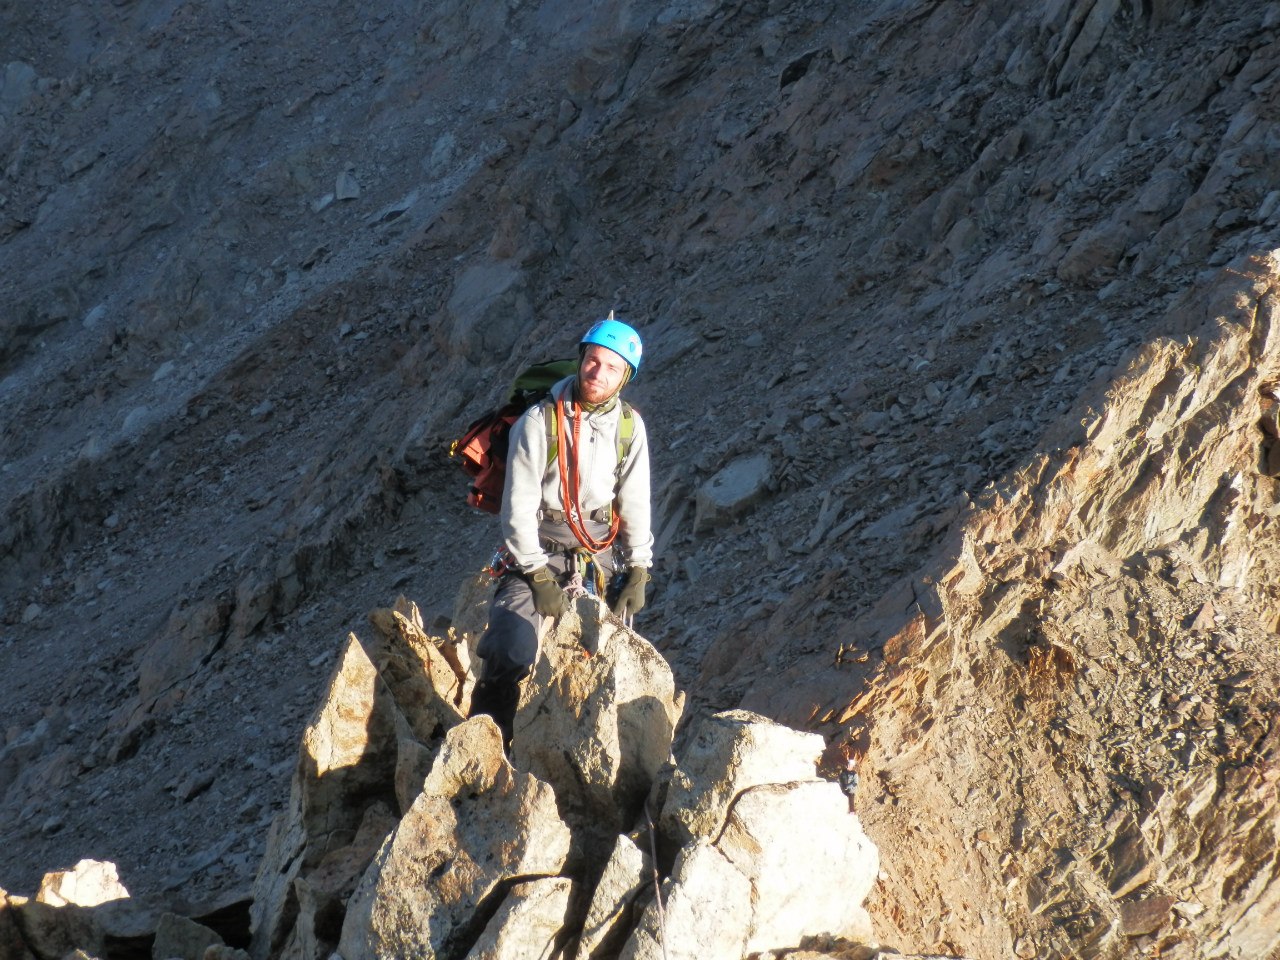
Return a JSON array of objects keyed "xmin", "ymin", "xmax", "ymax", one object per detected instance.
[{"xmin": 469, "ymin": 660, "xmax": 528, "ymax": 750}]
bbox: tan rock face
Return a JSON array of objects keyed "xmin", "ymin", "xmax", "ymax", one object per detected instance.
[
  {"xmin": 365, "ymin": 595, "xmax": 467, "ymax": 743},
  {"xmin": 463, "ymin": 876, "xmax": 574, "ymax": 960},
  {"xmin": 620, "ymin": 842, "xmax": 752, "ymax": 960},
  {"xmin": 337, "ymin": 717, "xmax": 572, "ymax": 960},
  {"xmin": 512, "ymin": 597, "xmax": 683, "ymax": 835},
  {"xmin": 756, "ymin": 253, "xmax": 1280, "ymax": 958},
  {"xmin": 249, "ymin": 634, "xmax": 402, "ymax": 959},
  {"xmin": 660, "ymin": 709, "xmax": 825, "ymax": 848},
  {"xmin": 577, "ymin": 834, "xmax": 650, "ymax": 960}
]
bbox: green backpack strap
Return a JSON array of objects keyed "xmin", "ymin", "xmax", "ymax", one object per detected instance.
[
  {"xmin": 615, "ymin": 402, "xmax": 635, "ymax": 474},
  {"xmin": 543, "ymin": 399, "xmax": 635, "ymax": 471},
  {"xmin": 544, "ymin": 397, "xmax": 558, "ymax": 468}
]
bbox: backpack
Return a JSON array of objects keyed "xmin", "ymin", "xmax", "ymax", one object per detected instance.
[{"xmin": 451, "ymin": 359, "xmax": 636, "ymax": 514}]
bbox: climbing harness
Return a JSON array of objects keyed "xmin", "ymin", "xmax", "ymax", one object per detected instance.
[
  {"xmin": 483, "ymin": 546, "xmax": 517, "ymax": 580},
  {"xmin": 484, "ymin": 543, "xmax": 608, "ymax": 599}
]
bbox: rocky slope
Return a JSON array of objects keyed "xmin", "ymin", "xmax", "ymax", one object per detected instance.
[
  {"xmin": 3, "ymin": 0, "xmax": 1280, "ymax": 957},
  {"xmin": 4, "ymin": 599, "xmax": 881, "ymax": 960}
]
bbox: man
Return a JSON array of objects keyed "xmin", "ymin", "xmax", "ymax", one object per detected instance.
[{"xmin": 470, "ymin": 316, "xmax": 653, "ymax": 744}]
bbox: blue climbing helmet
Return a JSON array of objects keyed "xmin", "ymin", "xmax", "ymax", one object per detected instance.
[{"xmin": 580, "ymin": 312, "xmax": 643, "ymax": 377}]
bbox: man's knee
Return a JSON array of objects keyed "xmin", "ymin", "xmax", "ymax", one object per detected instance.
[{"xmin": 478, "ymin": 603, "xmax": 540, "ymax": 667}]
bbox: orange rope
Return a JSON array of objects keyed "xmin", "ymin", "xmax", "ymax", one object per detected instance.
[{"xmin": 555, "ymin": 393, "xmax": 620, "ymax": 552}]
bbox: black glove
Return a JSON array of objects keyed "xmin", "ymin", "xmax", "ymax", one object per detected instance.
[
  {"xmin": 610, "ymin": 566, "xmax": 650, "ymax": 618},
  {"xmin": 525, "ymin": 566, "xmax": 567, "ymax": 619}
]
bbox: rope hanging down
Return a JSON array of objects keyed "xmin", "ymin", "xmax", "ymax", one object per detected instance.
[{"xmin": 555, "ymin": 393, "xmax": 621, "ymax": 553}]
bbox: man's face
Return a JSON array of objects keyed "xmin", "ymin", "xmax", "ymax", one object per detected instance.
[{"xmin": 578, "ymin": 344, "xmax": 629, "ymax": 405}]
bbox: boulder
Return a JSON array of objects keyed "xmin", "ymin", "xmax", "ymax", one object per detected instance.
[
  {"xmin": 512, "ymin": 596, "xmax": 682, "ymax": 835},
  {"xmin": 151, "ymin": 912, "xmax": 223, "ymax": 960},
  {"xmin": 619, "ymin": 842, "xmax": 752, "ymax": 960},
  {"xmin": 578, "ymin": 834, "xmax": 651, "ymax": 960},
  {"xmin": 13, "ymin": 898, "xmax": 101, "ymax": 960},
  {"xmin": 365, "ymin": 594, "xmax": 468, "ymax": 739},
  {"xmin": 337, "ymin": 717, "xmax": 572, "ymax": 960},
  {"xmin": 463, "ymin": 877, "xmax": 574, "ymax": 960},
  {"xmin": 35, "ymin": 859, "xmax": 129, "ymax": 908},
  {"xmin": 274, "ymin": 802, "xmax": 398, "ymax": 960},
  {"xmin": 0, "ymin": 889, "xmax": 35, "ymax": 960},
  {"xmin": 7, "ymin": 859, "xmax": 137, "ymax": 960},
  {"xmin": 621, "ymin": 759, "xmax": 878, "ymax": 959},
  {"xmin": 694, "ymin": 452, "xmax": 771, "ymax": 531},
  {"xmin": 249, "ymin": 634, "xmax": 403, "ymax": 959},
  {"xmin": 718, "ymin": 781, "xmax": 877, "ymax": 953},
  {"xmin": 297, "ymin": 635, "xmax": 402, "ymax": 840},
  {"xmin": 659, "ymin": 709, "xmax": 824, "ymax": 847}
]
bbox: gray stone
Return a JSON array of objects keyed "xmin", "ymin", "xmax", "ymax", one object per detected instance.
[
  {"xmin": 335, "ymin": 170, "xmax": 361, "ymax": 200},
  {"xmin": 121, "ymin": 406, "xmax": 150, "ymax": 438},
  {"xmin": 152, "ymin": 912, "xmax": 224, "ymax": 960},
  {"xmin": 62, "ymin": 147, "xmax": 102, "ymax": 178},
  {"xmin": 440, "ymin": 260, "xmax": 533, "ymax": 361},
  {"xmin": 1, "ymin": 62, "xmax": 37, "ymax": 111},
  {"xmin": 1256, "ymin": 190, "xmax": 1280, "ymax": 223},
  {"xmin": 368, "ymin": 190, "xmax": 420, "ymax": 226},
  {"xmin": 81, "ymin": 304, "xmax": 108, "ymax": 329},
  {"xmin": 694, "ymin": 453, "xmax": 771, "ymax": 531}
]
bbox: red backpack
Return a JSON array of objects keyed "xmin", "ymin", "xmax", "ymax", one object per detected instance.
[
  {"xmin": 450, "ymin": 360, "xmax": 578, "ymax": 514},
  {"xmin": 450, "ymin": 359, "xmax": 636, "ymax": 515}
]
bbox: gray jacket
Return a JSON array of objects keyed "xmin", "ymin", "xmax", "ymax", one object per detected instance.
[{"xmin": 500, "ymin": 376, "xmax": 653, "ymax": 572}]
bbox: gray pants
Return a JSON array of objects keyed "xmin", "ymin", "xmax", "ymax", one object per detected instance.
[{"xmin": 470, "ymin": 544, "xmax": 615, "ymax": 743}]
